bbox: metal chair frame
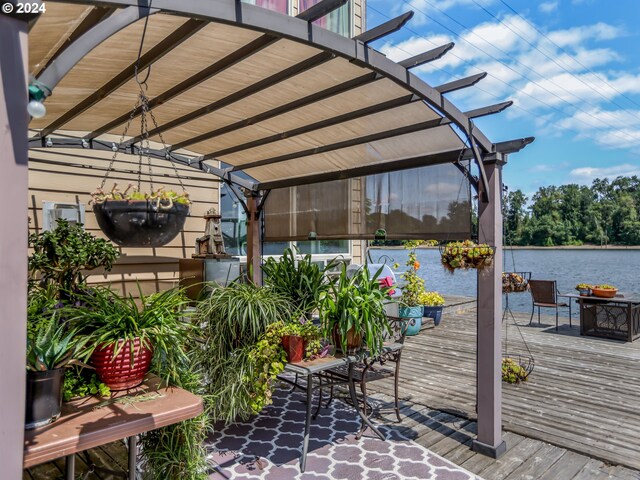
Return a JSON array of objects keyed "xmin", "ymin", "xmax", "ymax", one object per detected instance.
[{"xmin": 528, "ymin": 279, "xmax": 572, "ymax": 331}]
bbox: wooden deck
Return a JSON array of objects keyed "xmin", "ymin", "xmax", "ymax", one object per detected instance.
[
  {"xmin": 26, "ymin": 302, "xmax": 640, "ymax": 479},
  {"xmin": 370, "ymin": 304, "xmax": 640, "ymax": 475}
]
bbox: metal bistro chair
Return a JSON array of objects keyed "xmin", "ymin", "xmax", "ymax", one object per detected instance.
[
  {"xmin": 528, "ymin": 280, "xmax": 572, "ymax": 331},
  {"xmin": 322, "ymin": 316, "xmax": 407, "ymax": 431}
]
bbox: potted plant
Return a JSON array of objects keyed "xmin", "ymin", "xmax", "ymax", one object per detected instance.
[
  {"xmin": 266, "ymin": 320, "xmax": 323, "ymax": 362},
  {"xmin": 575, "ymin": 283, "xmax": 592, "ymax": 296},
  {"xmin": 419, "ymin": 291, "xmax": 446, "ymax": 326},
  {"xmin": 70, "ymin": 286, "xmax": 193, "ymax": 390},
  {"xmin": 262, "ymin": 246, "xmax": 336, "ymax": 320},
  {"xmin": 25, "ymin": 307, "xmax": 78, "ymax": 429},
  {"xmin": 28, "ymin": 219, "xmax": 119, "ymax": 302},
  {"xmin": 591, "ymin": 284, "xmax": 618, "ymax": 298},
  {"xmin": 91, "ymin": 183, "xmax": 190, "ymax": 248},
  {"xmin": 320, "ymin": 264, "xmax": 392, "ymax": 355},
  {"xmin": 441, "ymin": 240, "xmax": 494, "ymax": 272},
  {"xmin": 398, "ymin": 240, "xmax": 426, "ymax": 336},
  {"xmin": 194, "ymin": 282, "xmax": 294, "ymax": 422},
  {"xmin": 503, "ymin": 273, "xmax": 529, "ymax": 293},
  {"xmin": 502, "ymin": 358, "xmax": 529, "ymax": 384}
]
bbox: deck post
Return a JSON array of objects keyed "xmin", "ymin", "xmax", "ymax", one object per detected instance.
[
  {"xmin": 245, "ymin": 192, "xmax": 263, "ymax": 285},
  {"xmin": 472, "ymin": 155, "xmax": 507, "ymax": 458},
  {"xmin": 0, "ymin": 13, "xmax": 30, "ymax": 479}
]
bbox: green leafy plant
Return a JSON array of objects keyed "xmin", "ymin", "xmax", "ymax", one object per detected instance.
[
  {"xmin": 69, "ymin": 286, "xmax": 194, "ymax": 385},
  {"xmin": 320, "ymin": 264, "xmax": 391, "ymax": 356},
  {"xmin": 593, "ymin": 284, "xmax": 616, "ymax": 290},
  {"xmin": 28, "ymin": 219, "xmax": 119, "ymax": 300},
  {"xmin": 575, "ymin": 283, "xmax": 591, "ymax": 291},
  {"xmin": 63, "ymin": 367, "xmax": 110, "ymax": 401},
  {"xmin": 502, "ymin": 358, "xmax": 528, "ymax": 384},
  {"xmin": 400, "ymin": 240, "xmax": 426, "ymax": 307},
  {"xmin": 262, "ymin": 246, "xmax": 336, "ymax": 318},
  {"xmin": 91, "ymin": 183, "xmax": 190, "ymax": 208},
  {"xmin": 26, "ymin": 313, "xmax": 77, "ymax": 371},
  {"xmin": 418, "ymin": 291, "xmax": 445, "ymax": 306},
  {"xmin": 266, "ymin": 320, "xmax": 323, "ymax": 358},
  {"xmin": 441, "ymin": 240, "xmax": 494, "ymax": 272},
  {"xmin": 195, "ymin": 282, "xmax": 294, "ymax": 423}
]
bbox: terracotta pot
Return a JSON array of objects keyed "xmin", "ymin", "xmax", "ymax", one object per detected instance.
[
  {"xmin": 591, "ymin": 287, "xmax": 617, "ymax": 298},
  {"xmin": 281, "ymin": 335, "xmax": 305, "ymax": 363},
  {"xmin": 90, "ymin": 338, "xmax": 153, "ymax": 391},
  {"xmin": 332, "ymin": 325, "xmax": 362, "ymax": 352}
]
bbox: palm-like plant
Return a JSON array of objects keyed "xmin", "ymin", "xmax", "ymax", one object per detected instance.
[
  {"xmin": 262, "ymin": 247, "xmax": 336, "ymax": 318},
  {"xmin": 320, "ymin": 264, "xmax": 391, "ymax": 356}
]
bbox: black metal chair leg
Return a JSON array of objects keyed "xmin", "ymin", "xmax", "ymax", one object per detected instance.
[
  {"xmin": 556, "ymin": 307, "xmax": 559, "ymax": 331},
  {"xmin": 538, "ymin": 306, "xmax": 541, "ymax": 325},
  {"xmin": 394, "ymin": 360, "xmax": 401, "ymax": 422},
  {"xmin": 530, "ymin": 303, "xmax": 535, "ymax": 326},
  {"xmin": 569, "ymin": 302, "xmax": 572, "ymax": 327}
]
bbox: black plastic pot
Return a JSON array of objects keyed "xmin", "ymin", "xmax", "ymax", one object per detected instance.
[
  {"xmin": 25, "ymin": 368, "xmax": 65, "ymax": 430},
  {"xmin": 93, "ymin": 200, "xmax": 189, "ymax": 248}
]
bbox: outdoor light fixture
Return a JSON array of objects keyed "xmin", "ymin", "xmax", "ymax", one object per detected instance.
[
  {"xmin": 27, "ymin": 83, "xmax": 50, "ymax": 119},
  {"xmin": 308, "ymin": 231, "xmax": 318, "ymax": 240}
]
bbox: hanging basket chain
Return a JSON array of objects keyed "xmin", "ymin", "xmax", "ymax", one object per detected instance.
[
  {"xmin": 138, "ymin": 85, "xmax": 155, "ymax": 194},
  {"xmin": 146, "ymin": 101, "xmax": 188, "ymax": 195},
  {"xmin": 99, "ymin": 94, "xmax": 143, "ymax": 191}
]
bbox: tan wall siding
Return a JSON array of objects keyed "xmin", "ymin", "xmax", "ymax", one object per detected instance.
[{"xmin": 28, "ymin": 148, "xmax": 219, "ymax": 295}]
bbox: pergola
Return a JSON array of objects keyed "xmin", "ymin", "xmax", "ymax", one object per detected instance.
[{"xmin": 1, "ymin": 0, "xmax": 532, "ymax": 476}]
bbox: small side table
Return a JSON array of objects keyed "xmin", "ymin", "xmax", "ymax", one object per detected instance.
[{"xmin": 24, "ymin": 376, "xmax": 203, "ymax": 480}]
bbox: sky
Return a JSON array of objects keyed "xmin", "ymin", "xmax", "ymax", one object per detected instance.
[{"xmin": 366, "ymin": 0, "xmax": 640, "ymax": 197}]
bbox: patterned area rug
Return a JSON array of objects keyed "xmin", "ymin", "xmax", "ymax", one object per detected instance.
[{"xmin": 208, "ymin": 382, "xmax": 480, "ymax": 480}]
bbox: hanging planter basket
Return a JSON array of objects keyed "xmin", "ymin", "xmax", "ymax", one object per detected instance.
[
  {"xmin": 502, "ymin": 271, "xmax": 531, "ymax": 293},
  {"xmin": 93, "ymin": 199, "xmax": 189, "ymax": 248},
  {"xmin": 439, "ymin": 240, "xmax": 495, "ymax": 272}
]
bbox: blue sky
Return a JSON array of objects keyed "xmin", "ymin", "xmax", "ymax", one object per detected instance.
[{"xmin": 366, "ymin": 0, "xmax": 640, "ymax": 197}]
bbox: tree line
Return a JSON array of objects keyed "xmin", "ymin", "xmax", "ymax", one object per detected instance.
[{"xmin": 503, "ymin": 176, "xmax": 640, "ymax": 246}]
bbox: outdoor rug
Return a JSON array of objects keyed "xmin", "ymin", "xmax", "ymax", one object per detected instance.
[{"xmin": 208, "ymin": 381, "xmax": 480, "ymax": 480}]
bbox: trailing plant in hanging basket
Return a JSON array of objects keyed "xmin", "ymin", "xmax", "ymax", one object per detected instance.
[
  {"xmin": 440, "ymin": 240, "xmax": 495, "ymax": 272},
  {"xmin": 91, "ymin": 184, "xmax": 191, "ymax": 248},
  {"xmin": 502, "ymin": 357, "xmax": 530, "ymax": 384},
  {"xmin": 502, "ymin": 272, "xmax": 529, "ymax": 293}
]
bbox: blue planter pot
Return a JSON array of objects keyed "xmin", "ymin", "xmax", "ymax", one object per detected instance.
[
  {"xmin": 399, "ymin": 306, "xmax": 423, "ymax": 336},
  {"xmin": 424, "ymin": 306, "xmax": 444, "ymax": 326}
]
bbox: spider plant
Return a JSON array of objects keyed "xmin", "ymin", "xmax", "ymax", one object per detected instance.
[
  {"xmin": 194, "ymin": 281, "xmax": 294, "ymax": 423},
  {"xmin": 262, "ymin": 246, "xmax": 336, "ymax": 318},
  {"xmin": 320, "ymin": 264, "xmax": 392, "ymax": 356},
  {"xmin": 69, "ymin": 286, "xmax": 194, "ymax": 385}
]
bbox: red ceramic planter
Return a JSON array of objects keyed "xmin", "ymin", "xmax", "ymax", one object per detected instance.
[
  {"xmin": 90, "ymin": 338, "xmax": 153, "ymax": 391},
  {"xmin": 281, "ymin": 335, "xmax": 305, "ymax": 363}
]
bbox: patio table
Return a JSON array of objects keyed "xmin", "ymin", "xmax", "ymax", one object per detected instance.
[
  {"xmin": 23, "ymin": 375, "xmax": 203, "ymax": 480},
  {"xmin": 282, "ymin": 343, "xmax": 403, "ymax": 472},
  {"xmin": 560, "ymin": 292, "xmax": 640, "ymax": 342}
]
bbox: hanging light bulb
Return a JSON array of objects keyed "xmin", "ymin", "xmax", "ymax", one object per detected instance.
[{"xmin": 27, "ymin": 84, "xmax": 49, "ymax": 119}]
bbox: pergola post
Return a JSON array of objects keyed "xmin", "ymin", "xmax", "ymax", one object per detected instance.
[
  {"xmin": 472, "ymin": 155, "xmax": 507, "ymax": 458},
  {"xmin": 0, "ymin": 13, "xmax": 29, "ymax": 479},
  {"xmin": 245, "ymin": 193, "xmax": 263, "ymax": 285}
]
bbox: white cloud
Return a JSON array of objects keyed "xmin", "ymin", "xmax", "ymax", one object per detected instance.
[
  {"xmin": 390, "ymin": 0, "xmax": 498, "ymax": 26},
  {"xmin": 546, "ymin": 23, "xmax": 622, "ymax": 47},
  {"xmin": 570, "ymin": 164, "xmax": 640, "ymax": 183},
  {"xmin": 539, "ymin": 1, "xmax": 558, "ymax": 13}
]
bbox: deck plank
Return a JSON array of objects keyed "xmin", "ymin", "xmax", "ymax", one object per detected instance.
[{"xmin": 371, "ymin": 307, "xmax": 640, "ymax": 471}]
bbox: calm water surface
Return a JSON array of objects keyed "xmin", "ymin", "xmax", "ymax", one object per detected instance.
[{"xmin": 368, "ymin": 248, "xmax": 640, "ymax": 313}]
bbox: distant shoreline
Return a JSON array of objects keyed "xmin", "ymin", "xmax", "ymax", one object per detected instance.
[{"xmin": 370, "ymin": 245, "xmax": 640, "ymax": 250}]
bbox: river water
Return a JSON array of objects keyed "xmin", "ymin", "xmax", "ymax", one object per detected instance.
[{"xmin": 367, "ymin": 248, "xmax": 640, "ymax": 313}]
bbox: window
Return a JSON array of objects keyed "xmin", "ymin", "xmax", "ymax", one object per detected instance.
[
  {"xmin": 241, "ymin": 0, "xmax": 289, "ymax": 14},
  {"xmin": 299, "ymin": 0, "xmax": 351, "ymax": 36},
  {"xmin": 220, "ymin": 184, "xmax": 247, "ymax": 256}
]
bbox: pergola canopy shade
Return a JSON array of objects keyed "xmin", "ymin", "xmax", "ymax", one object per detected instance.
[{"xmin": 28, "ymin": 0, "xmax": 531, "ymax": 192}]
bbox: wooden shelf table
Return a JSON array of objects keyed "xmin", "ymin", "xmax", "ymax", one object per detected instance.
[{"xmin": 24, "ymin": 376, "xmax": 203, "ymax": 480}]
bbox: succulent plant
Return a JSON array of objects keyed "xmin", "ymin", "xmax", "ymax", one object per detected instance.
[
  {"xmin": 575, "ymin": 283, "xmax": 591, "ymax": 291},
  {"xmin": 90, "ymin": 183, "xmax": 190, "ymax": 209},
  {"xmin": 441, "ymin": 240, "xmax": 494, "ymax": 272},
  {"xmin": 502, "ymin": 357, "xmax": 528, "ymax": 384}
]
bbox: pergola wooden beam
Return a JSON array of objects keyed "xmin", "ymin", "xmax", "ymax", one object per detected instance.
[
  {"xmin": 436, "ymin": 72, "xmax": 487, "ymax": 94},
  {"xmin": 353, "ymin": 11, "xmax": 414, "ymax": 44},
  {"xmin": 398, "ymin": 42, "xmax": 454, "ymax": 69},
  {"xmin": 296, "ymin": 0, "xmax": 348, "ymax": 22}
]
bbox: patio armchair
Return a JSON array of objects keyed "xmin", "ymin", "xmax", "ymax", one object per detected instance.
[{"xmin": 528, "ymin": 280, "xmax": 572, "ymax": 331}]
